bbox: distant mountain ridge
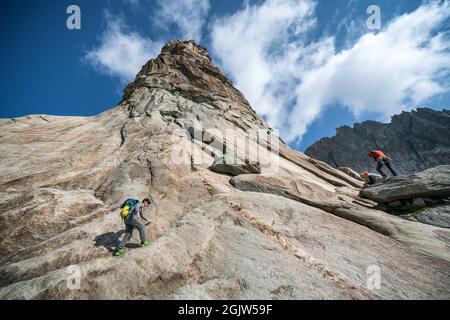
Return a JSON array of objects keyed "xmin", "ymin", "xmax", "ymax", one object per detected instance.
[{"xmin": 305, "ymin": 108, "xmax": 450, "ymax": 175}]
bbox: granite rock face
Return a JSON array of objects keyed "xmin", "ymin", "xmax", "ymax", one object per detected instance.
[
  {"xmin": 0, "ymin": 40, "xmax": 449, "ymax": 300},
  {"xmin": 305, "ymin": 108, "xmax": 450, "ymax": 175}
]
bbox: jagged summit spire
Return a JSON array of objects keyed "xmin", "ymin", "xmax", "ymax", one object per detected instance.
[
  {"xmin": 121, "ymin": 39, "xmax": 270, "ymax": 132},
  {"xmin": 124, "ymin": 39, "xmax": 240, "ymax": 105},
  {"xmin": 160, "ymin": 40, "xmax": 211, "ymax": 61}
]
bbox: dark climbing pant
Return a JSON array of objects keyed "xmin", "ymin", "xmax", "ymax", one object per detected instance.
[
  {"xmin": 376, "ymin": 158, "xmax": 398, "ymax": 177},
  {"xmin": 117, "ymin": 218, "xmax": 146, "ymax": 250},
  {"xmin": 368, "ymin": 175, "xmax": 380, "ymax": 185}
]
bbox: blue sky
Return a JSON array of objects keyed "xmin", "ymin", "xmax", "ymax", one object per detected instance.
[{"xmin": 1, "ymin": 0, "xmax": 449, "ymax": 151}]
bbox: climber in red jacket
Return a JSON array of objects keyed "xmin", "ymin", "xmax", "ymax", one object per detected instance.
[{"xmin": 368, "ymin": 150, "xmax": 398, "ymax": 177}]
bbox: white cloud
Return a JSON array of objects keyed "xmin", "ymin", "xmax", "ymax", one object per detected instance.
[
  {"xmin": 85, "ymin": 13, "xmax": 163, "ymax": 83},
  {"xmin": 86, "ymin": 0, "xmax": 210, "ymax": 82},
  {"xmin": 211, "ymin": 0, "xmax": 318, "ymax": 131},
  {"xmin": 86, "ymin": 0, "xmax": 450, "ymax": 145},
  {"xmin": 289, "ymin": 1, "xmax": 450, "ymax": 142},
  {"xmin": 155, "ymin": 0, "xmax": 210, "ymax": 42},
  {"xmin": 211, "ymin": 0, "xmax": 450, "ymax": 144}
]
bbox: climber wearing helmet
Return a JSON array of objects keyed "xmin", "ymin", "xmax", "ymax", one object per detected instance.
[
  {"xmin": 368, "ymin": 150, "xmax": 398, "ymax": 177},
  {"xmin": 360, "ymin": 171, "xmax": 383, "ymax": 186}
]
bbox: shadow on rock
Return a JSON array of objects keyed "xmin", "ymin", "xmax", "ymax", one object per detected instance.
[
  {"xmin": 94, "ymin": 230, "xmax": 124, "ymax": 252},
  {"xmin": 94, "ymin": 230, "xmax": 142, "ymax": 252}
]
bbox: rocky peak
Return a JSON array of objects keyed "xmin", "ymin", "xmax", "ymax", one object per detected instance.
[
  {"xmin": 122, "ymin": 40, "xmax": 269, "ymax": 137},
  {"xmin": 124, "ymin": 40, "xmax": 248, "ymax": 111},
  {"xmin": 160, "ymin": 40, "xmax": 211, "ymax": 62}
]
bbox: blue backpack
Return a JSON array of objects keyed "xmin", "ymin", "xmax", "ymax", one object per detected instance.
[{"xmin": 119, "ymin": 199, "xmax": 139, "ymax": 220}]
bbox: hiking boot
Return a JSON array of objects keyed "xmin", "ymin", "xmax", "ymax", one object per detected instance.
[
  {"xmin": 140, "ymin": 240, "xmax": 150, "ymax": 248},
  {"xmin": 113, "ymin": 249, "xmax": 125, "ymax": 256}
]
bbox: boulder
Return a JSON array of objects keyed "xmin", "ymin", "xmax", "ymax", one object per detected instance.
[
  {"xmin": 360, "ymin": 166, "xmax": 450, "ymax": 203},
  {"xmin": 423, "ymin": 197, "xmax": 443, "ymax": 206},
  {"xmin": 416, "ymin": 203, "xmax": 450, "ymax": 228},
  {"xmin": 209, "ymin": 158, "xmax": 261, "ymax": 176},
  {"xmin": 411, "ymin": 198, "xmax": 426, "ymax": 208},
  {"xmin": 388, "ymin": 201, "xmax": 403, "ymax": 208}
]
